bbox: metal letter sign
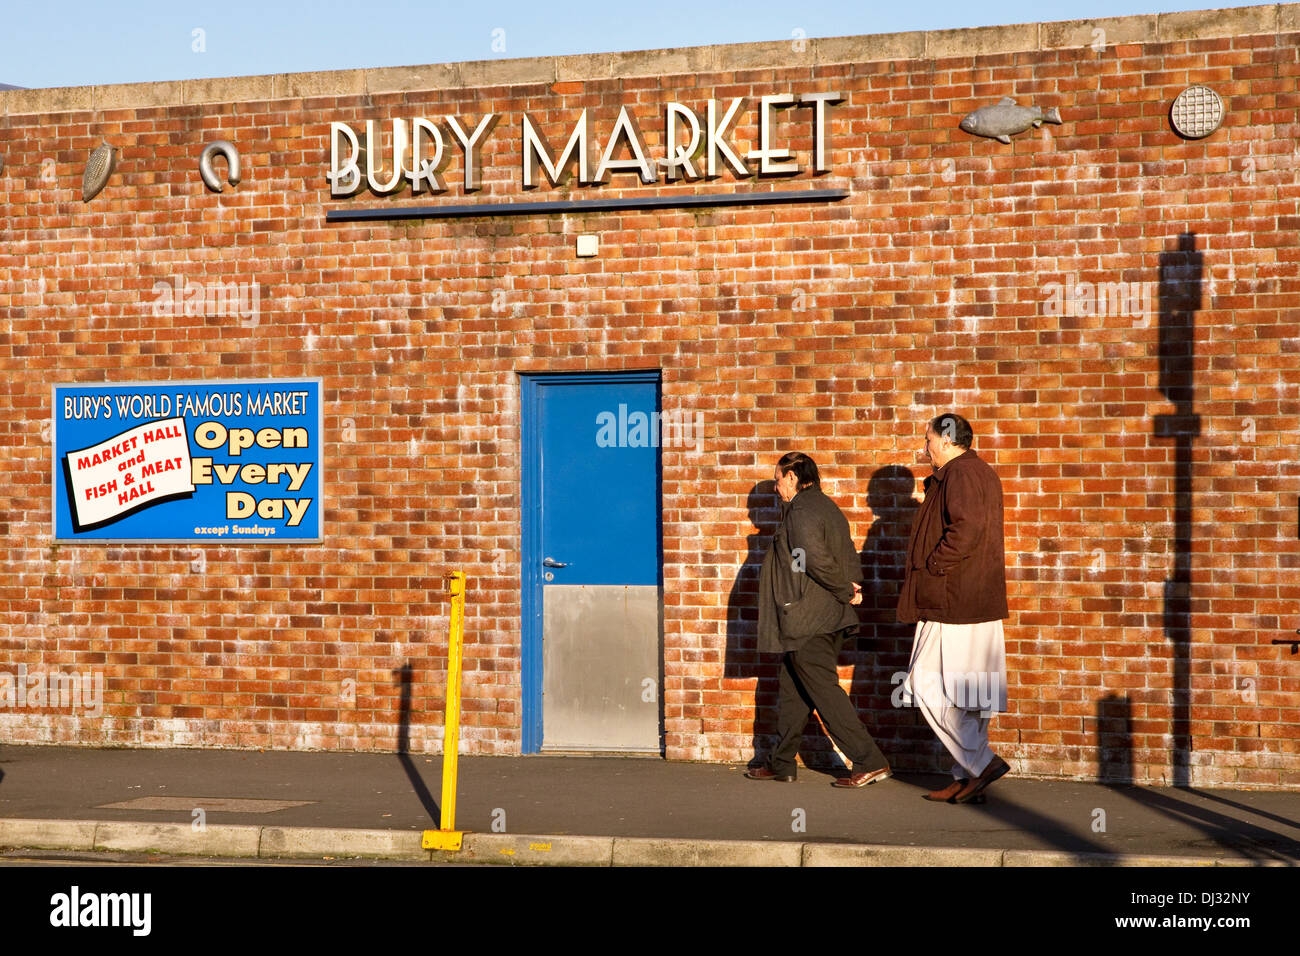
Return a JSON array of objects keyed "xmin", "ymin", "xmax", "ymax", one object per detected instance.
[
  {"xmin": 52, "ymin": 379, "xmax": 323, "ymax": 543},
  {"xmin": 327, "ymin": 92, "xmax": 844, "ymax": 199}
]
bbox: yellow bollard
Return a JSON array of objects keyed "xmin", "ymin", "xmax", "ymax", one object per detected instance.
[{"xmin": 423, "ymin": 571, "xmax": 466, "ymax": 852}]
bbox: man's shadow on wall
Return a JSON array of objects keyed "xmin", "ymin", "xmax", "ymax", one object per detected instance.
[
  {"xmin": 723, "ymin": 481, "xmax": 843, "ymax": 771},
  {"xmin": 849, "ymin": 465, "xmax": 947, "ymax": 772}
]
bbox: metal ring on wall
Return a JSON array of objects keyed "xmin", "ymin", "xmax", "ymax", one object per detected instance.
[{"xmin": 199, "ymin": 140, "xmax": 241, "ymax": 192}]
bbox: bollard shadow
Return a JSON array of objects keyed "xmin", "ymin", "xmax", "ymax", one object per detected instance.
[
  {"xmin": 395, "ymin": 661, "xmax": 441, "ymax": 825},
  {"xmin": 852, "ymin": 465, "xmax": 939, "ymax": 772},
  {"xmin": 724, "ymin": 480, "xmax": 839, "ymax": 772},
  {"xmin": 1154, "ymin": 230, "xmax": 1202, "ymax": 788}
]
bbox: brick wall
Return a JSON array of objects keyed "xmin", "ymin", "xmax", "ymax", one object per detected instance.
[{"xmin": 1, "ymin": 5, "xmax": 1298, "ymax": 786}]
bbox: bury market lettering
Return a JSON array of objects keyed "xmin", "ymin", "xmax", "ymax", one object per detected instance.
[
  {"xmin": 189, "ymin": 420, "xmax": 314, "ymax": 527},
  {"xmin": 329, "ymin": 92, "xmax": 843, "ymax": 198},
  {"xmin": 49, "ymin": 885, "xmax": 151, "ymax": 937}
]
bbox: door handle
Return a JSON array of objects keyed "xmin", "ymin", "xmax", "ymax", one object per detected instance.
[{"xmin": 542, "ymin": 557, "xmax": 569, "ymax": 568}]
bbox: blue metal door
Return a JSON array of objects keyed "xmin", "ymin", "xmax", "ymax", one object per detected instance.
[{"xmin": 521, "ymin": 372, "xmax": 662, "ymax": 753}]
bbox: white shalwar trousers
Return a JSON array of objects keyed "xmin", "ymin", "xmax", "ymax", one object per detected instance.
[{"xmin": 901, "ymin": 619, "xmax": 1007, "ymax": 780}]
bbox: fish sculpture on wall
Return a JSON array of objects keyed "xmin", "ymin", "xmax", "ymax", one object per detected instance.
[{"xmin": 959, "ymin": 97, "xmax": 1062, "ymax": 144}]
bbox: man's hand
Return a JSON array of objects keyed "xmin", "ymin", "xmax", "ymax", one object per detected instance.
[{"xmin": 850, "ymin": 582, "xmax": 863, "ymax": 606}]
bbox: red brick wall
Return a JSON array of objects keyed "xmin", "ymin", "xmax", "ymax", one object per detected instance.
[{"xmin": 1, "ymin": 23, "xmax": 1297, "ymax": 786}]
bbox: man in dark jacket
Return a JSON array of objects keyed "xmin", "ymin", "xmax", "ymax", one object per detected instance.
[
  {"xmin": 750, "ymin": 452, "xmax": 890, "ymax": 788},
  {"xmin": 898, "ymin": 414, "xmax": 1010, "ymax": 804}
]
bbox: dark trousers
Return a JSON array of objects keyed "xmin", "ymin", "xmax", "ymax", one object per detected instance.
[{"xmin": 771, "ymin": 629, "xmax": 887, "ymax": 776}]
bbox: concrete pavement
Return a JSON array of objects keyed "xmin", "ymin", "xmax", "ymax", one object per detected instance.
[{"xmin": 0, "ymin": 744, "xmax": 1297, "ymax": 865}]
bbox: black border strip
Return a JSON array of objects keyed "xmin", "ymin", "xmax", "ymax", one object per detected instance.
[{"xmin": 326, "ymin": 188, "xmax": 849, "ymax": 222}]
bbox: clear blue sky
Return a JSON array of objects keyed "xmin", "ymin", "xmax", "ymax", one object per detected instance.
[{"xmin": 0, "ymin": 0, "xmax": 1269, "ymax": 90}]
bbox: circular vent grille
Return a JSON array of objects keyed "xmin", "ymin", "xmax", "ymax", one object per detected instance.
[{"xmin": 1170, "ymin": 86, "xmax": 1223, "ymax": 139}]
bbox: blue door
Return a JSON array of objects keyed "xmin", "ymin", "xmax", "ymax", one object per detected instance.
[{"xmin": 521, "ymin": 372, "xmax": 662, "ymax": 754}]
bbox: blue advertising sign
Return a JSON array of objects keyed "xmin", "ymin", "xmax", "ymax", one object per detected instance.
[{"xmin": 52, "ymin": 379, "xmax": 322, "ymax": 542}]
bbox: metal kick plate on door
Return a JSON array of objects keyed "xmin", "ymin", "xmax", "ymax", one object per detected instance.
[{"xmin": 541, "ymin": 584, "xmax": 660, "ymax": 753}]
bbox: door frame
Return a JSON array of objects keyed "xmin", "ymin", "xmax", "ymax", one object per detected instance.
[{"xmin": 519, "ymin": 370, "xmax": 663, "ymax": 754}]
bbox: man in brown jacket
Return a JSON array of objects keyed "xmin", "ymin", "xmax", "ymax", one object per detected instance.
[{"xmin": 897, "ymin": 414, "xmax": 1010, "ymax": 804}]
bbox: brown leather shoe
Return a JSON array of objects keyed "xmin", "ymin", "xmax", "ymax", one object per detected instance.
[
  {"xmin": 831, "ymin": 766, "xmax": 891, "ymax": 788},
  {"xmin": 745, "ymin": 765, "xmax": 795, "ymax": 782},
  {"xmin": 923, "ymin": 778, "xmax": 986, "ymax": 804},
  {"xmin": 953, "ymin": 755, "xmax": 1010, "ymax": 804},
  {"xmin": 923, "ymin": 779, "xmax": 968, "ymax": 802}
]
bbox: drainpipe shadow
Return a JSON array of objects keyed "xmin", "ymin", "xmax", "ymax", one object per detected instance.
[{"xmin": 1154, "ymin": 230, "xmax": 1202, "ymax": 788}]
